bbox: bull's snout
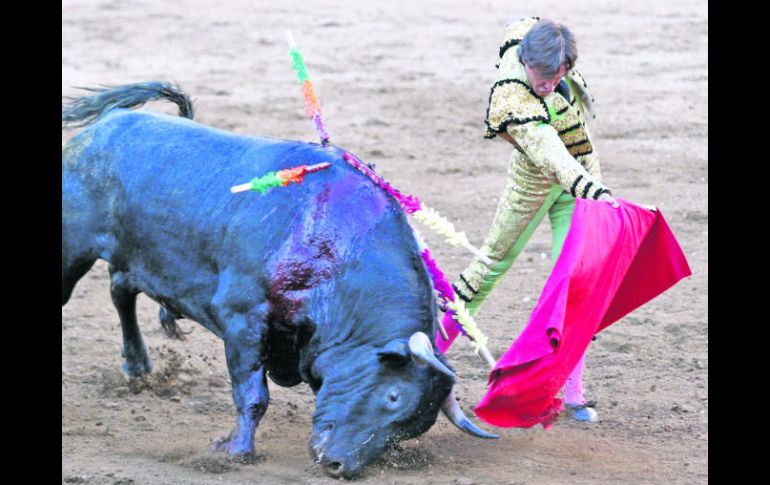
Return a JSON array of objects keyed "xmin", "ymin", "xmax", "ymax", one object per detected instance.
[
  {"xmin": 310, "ymin": 424, "xmax": 362, "ymax": 479},
  {"xmin": 319, "ymin": 455, "xmax": 346, "ymax": 478},
  {"xmin": 310, "ymin": 440, "xmax": 351, "ymax": 479}
]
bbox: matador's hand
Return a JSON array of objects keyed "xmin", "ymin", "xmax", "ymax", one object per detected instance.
[{"xmin": 597, "ymin": 191, "xmax": 619, "ymax": 208}]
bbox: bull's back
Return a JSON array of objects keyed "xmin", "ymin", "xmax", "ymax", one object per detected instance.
[
  {"xmin": 65, "ymin": 110, "xmax": 326, "ymax": 223},
  {"xmin": 63, "ymin": 109, "xmax": 353, "ymax": 253}
]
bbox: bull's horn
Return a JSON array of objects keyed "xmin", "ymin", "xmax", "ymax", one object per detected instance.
[
  {"xmin": 441, "ymin": 389, "xmax": 499, "ymax": 439},
  {"xmin": 408, "ymin": 332, "xmax": 454, "ymax": 378}
]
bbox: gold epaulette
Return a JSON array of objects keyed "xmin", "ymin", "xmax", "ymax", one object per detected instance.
[
  {"xmin": 499, "ymin": 17, "xmax": 540, "ymax": 59},
  {"xmin": 567, "ymin": 68, "xmax": 590, "ymax": 91},
  {"xmin": 484, "ymin": 79, "xmax": 549, "ymax": 138},
  {"xmin": 567, "ymin": 68, "xmax": 595, "ymax": 118}
]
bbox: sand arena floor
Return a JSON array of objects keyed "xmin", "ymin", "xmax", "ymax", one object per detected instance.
[{"xmin": 62, "ymin": 1, "xmax": 707, "ymax": 483}]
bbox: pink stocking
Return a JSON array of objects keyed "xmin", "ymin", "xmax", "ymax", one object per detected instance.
[{"xmin": 563, "ymin": 351, "xmax": 587, "ymax": 405}]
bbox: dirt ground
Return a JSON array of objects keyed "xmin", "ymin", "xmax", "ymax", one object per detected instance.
[{"xmin": 62, "ymin": 0, "xmax": 708, "ymax": 483}]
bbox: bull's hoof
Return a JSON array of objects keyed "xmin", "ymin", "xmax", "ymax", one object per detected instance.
[
  {"xmin": 226, "ymin": 452, "xmax": 259, "ymax": 465},
  {"xmin": 210, "ymin": 435, "xmax": 256, "ymax": 463},
  {"xmin": 122, "ymin": 358, "xmax": 153, "ymax": 379}
]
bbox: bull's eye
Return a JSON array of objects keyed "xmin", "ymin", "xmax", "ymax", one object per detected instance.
[{"xmin": 388, "ymin": 390, "xmax": 400, "ymax": 402}]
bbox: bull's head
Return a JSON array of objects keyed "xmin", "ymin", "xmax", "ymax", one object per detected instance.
[{"xmin": 309, "ymin": 331, "xmax": 497, "ymax": 479}]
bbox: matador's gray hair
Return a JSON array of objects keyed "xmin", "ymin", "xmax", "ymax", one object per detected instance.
[{"xmin": 518, "ymin": 19, "xmax": 578, "ymax": 78}]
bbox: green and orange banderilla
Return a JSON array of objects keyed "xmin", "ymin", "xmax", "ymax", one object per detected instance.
[{"xmin": 230, "ymin": 162, "xmax": 332, "ymax": 194}]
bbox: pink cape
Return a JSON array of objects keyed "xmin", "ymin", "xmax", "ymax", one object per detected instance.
[{"xmin": 436, "ymin": 199, "xmax": 691, "ymax": 428}]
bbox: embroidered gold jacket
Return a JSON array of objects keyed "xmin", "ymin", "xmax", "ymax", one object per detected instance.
[{"xmin": 483, "ymin": 16, "xmax": 608, "ymax": 201}]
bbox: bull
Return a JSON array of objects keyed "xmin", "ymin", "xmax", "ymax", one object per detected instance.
[{"xmin": 61, "ymin": 82, "xmax": 497, "ymax": 478}]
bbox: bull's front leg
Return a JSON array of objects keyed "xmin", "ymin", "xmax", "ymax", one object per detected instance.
[{"xmin": 211, "ymin": 310, "xmax": 269, "ymax": 462}]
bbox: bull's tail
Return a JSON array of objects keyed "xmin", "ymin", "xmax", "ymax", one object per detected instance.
[{"xmin": 62, "ymin": 81, "xmax": 195, "ymax": 128}]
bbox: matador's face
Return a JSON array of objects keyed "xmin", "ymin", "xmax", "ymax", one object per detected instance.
[{"xmin": 524, "ymin": 62, "xmax": 569, "ymax": 98}]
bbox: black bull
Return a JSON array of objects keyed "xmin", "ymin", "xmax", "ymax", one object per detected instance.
[{"xmin": 61, "ymin": 82, "xmax": 496, "ymax": 478}]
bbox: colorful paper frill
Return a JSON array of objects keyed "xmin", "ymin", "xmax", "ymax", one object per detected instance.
[
  {"xmin": 412, "ymin": 206, "xmax": 492, "ymax": 265},
  {"xmin": 289, "ymin": 47, "xmax": 329, "ymax": 144},
  {"xmin": 445, "ymin": 300, "xmax": 488, "ymax": 353},
  {"xmin": 248, "ymin": 162, "xmax": 331, "ymax": 194}
]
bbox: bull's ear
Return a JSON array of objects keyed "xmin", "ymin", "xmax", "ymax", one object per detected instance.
[{"xmin": 377, "ymin": 339, "xmax": 410, "ymax": 366}]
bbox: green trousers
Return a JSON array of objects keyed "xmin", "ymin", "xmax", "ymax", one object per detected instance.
[{"xmin": 466, "ymin": 185, "xmax": 575, "ymax": 315}]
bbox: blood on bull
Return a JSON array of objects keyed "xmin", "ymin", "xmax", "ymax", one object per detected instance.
[{"xmin": 61, "ymin": 82, "xmax": 497, "ymax": 479}]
